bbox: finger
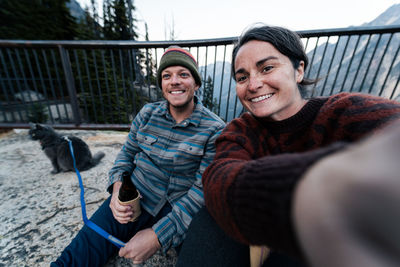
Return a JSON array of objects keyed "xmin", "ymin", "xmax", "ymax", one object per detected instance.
[
  {"xmin": 114, "ymin": 213, "xmax": 133, "ymax": 224},
  {"xmin": 119, "ymin": 247, "xmax": 126, "ymax": 257}
]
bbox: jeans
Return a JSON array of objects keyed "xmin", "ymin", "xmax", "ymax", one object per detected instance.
[{"xmin": 51, "ymin": 196, "xmax": 172, "ymax": 267}]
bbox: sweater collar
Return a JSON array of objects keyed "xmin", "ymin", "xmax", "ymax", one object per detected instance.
[{"xmin": 249, "ymin": 97, "xmax": 328, "ymax": 133}]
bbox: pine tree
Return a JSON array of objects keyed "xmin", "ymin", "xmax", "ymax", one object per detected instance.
[
  {"xmin": 203, "ymin": 76, "xmax": 218, "ymax": 113},
  {"xmin": 0, "ymin": 0, "xmax": 77, "ymax": 40}
]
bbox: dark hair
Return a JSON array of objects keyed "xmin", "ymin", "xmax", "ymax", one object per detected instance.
[{"xmin": 232, "ymin": 24, "xmax": 318, "ymax": 95}]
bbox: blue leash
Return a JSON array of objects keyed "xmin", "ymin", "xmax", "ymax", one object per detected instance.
[{"xmin": 66, "ymin": 137, "xmax": 126, "ymax": 248}]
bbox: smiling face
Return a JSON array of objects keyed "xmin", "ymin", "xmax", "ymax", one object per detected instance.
[
  {"xmin": 234, "ymin": 40, "xmax": 306, "ymax": 121},
  {"xmin": 161, "ymin": 65, "xmax": 199, "ymax": 115}
]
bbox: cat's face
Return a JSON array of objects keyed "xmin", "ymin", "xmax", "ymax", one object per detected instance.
[{"xmin": 29, "ymin": 123, "xmax": 52, "ymax": 140}]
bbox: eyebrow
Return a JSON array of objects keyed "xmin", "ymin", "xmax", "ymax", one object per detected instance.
[
  {"xmin": 256, "ymin": 56, "xmax": 279, "ymax": 68},
  {"xmin": 235, "ymin": 56, "xmax": 279, "ymax": 76}
]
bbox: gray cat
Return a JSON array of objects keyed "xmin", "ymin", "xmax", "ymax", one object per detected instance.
[{"xmin": 29, "ymin": 123, "xmax": 105, "ymax": 174}]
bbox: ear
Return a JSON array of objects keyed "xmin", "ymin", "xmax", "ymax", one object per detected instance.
[{"xmin": 296, "ymin": 61, "xmax": 305, "ymax": 84}]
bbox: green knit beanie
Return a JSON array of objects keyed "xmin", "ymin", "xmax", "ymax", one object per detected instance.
[{"xmin": 157, "ymin": 46, "xmax": 202, "ymax": 88}]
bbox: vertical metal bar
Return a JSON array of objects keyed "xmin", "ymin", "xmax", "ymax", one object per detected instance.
[
  {"xmin": 1, "ymin": 49, "xmax": 24, "ymax": 121},
  {"xmin": 203, "ymin": 46, "xmax": 208, "ymax": 92},
  {"xmin": 51, "ymin": 49, "xmax": 70, "ymax": 122},
  {"xmin": 73, "ymin": 50, "xmax": 89, "ymax": 121},
  {"xmin": 389, "ymin": 72, "xmax": 400, "ymax": 100},
  {"xmin": 127, "ymin": 49, "xmax": 137, "ymax": 115},
  {"xmin": 131, "ymin": 48, "xmax": 144, "ymax": 110},
  {"xmin": 0, "ymin": 49, "xmax": 14, "ymax": 122},
  {"xmin": 359, "ymin": 34, "xmax": 382, "ymax": 93},
  {"xmin": 110, "ymin": 49, "xmax": 121, "ymax": 123},
  {"xmin": 24, "ymin": 49, "xmax": 41, "ymax": 99},
  {"xmin": 119, "ymin": 49, "xmax": 129, "ymax": 122},
  {"xmin": 369, "ymin": 34, "xmax": 393, "ymax": 95},
  {"xmin": 91, "ymin": 50, "xmax": 105, "ymax": 122},
  {"xmin": 225, "ymin": 66, "xmax": 234, "ymax": 121},
  {"xmin": 329, "ymin": 35, "xmax": 351, "ymax": 95},
  {"xmin": 210, "ymin": 45, "xmax": 218, "ymax": 110},
  {"xmin": 350, "ymin": 35, "xmax": 372, "ymax": 92},
  {"xmin": 233, "ymin": 89, "xmax": 240, "ymax": 121},
  {"xmin": 303, "ymin": 38, "xmax": 310, "ymax": 53},
  {"xmin": 312, "ymin": 36, "xmax": 330, "ymax": 94},
  {"xmin": 320, "ymin": 36, "xmax": 340, "ymax": 96},
  {"xmin": 15, "ymin": 49, "xmax": 33, "ymax": 102},
  {"xmin": 42, "ymin": 49, "xmax": 62, "ymax": 121},
  {"xmin": 7, "ymin": 48, "xmax": 28, "ymax": 120},
  {"xmin": 145, "ymin": 48, "xmax": 151, "ymax": 100},
  {"xmin": 218, "ymin": 45, "xmax": 227, "ymax": 116},
  {"xmin": 306, "ymin": 37, "xmax": 320, "ymax": 78},
  {"xmin": 380, "ymin": 40, "xmax": 400, "ymax": 98},
  {"xmin": 33, "ymin": 49, "xmax": 54, "ymax": 122},
  {"xmin": 83, "ymin": 50, "xmax": 98, "ymax": 123},
  {"xmin": 58, "ymin": 45, "xmax": 81, "ymax": 125},
  {"xmin": 101, "ymin": 49, "xmax": 113, "ymax": 123},
  {"xmin": 340, "ymin": 35, "xmax": 361, "ymax": 92}
]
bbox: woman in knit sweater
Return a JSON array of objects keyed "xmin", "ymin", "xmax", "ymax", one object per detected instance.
[{"xmin": 194, "ymin": 24, "xmax": 400, "ymax": 267}]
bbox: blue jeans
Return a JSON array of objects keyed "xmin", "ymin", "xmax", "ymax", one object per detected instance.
[{"xmin": 51, "ymin": 196, "xmax": 172, "ymax": 267}]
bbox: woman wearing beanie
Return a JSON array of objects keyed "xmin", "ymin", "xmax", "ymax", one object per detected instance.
[
  {"xmin": 177, "ymin": 24, "xmax": 400, "ymax": 267},
  {"xmin": 51, "ymin": 46, "xmax": 225, "ymax": 266}
]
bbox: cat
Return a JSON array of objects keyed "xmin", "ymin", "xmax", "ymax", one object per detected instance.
[{"xmin": 29, "ymin": 123, "xmax": 105, "ymax": 174}]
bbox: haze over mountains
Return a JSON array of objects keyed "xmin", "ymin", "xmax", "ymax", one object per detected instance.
[{"xmin": 199, "ymin": 4, "xmax": 400, "ymax": 119}]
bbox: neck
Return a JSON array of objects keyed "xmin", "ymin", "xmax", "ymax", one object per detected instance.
[{"xmin": 169, "ymin": 100, "xmax": 195, "ymax": 123}]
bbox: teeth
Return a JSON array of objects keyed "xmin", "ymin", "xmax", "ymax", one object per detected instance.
[
  {"xmin": 170, "ymin": 91, "xmax": 184, "ymax": 94},
  {"xmin": 251, "ymin": 94, "xmax": 273, "ymax": 103}
]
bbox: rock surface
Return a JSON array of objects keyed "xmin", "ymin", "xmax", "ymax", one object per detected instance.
[{"xmin": 0, "ymin": 129, "xmax": 177, "ymax": 267}]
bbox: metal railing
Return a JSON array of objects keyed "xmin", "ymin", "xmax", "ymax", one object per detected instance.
[{"xmin": 0, "ymin": 25, "xmax": 399, "ymax": 129}]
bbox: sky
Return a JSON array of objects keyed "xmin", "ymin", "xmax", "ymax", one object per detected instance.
[{"xmin": 77, "ymin": 0, "xmax": 400, "ymax": 41}]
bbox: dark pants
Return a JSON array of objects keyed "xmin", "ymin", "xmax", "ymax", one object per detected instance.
[
  {"xmin": 51, "ymin": 196, "xmax": 172, "ymax": 267},
  {"xmin": 177, "ymin": 207, "xmax": 305, "ymax": 267}
]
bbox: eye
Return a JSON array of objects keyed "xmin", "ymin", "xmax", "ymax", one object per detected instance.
[
  {"xmin": 235, "ymin": 74, "xmax": 248, "ymax": 83},
  {"xmin": 162, "ymin": 73, "xmax": 171, "ymax": 79},
  {"xmin": 180, "ymin": 72, "xmax": 190, "ymax": 78},
  {"xmin": 262, "ymin": 65, "xmax": 273, "ymax": 73}
]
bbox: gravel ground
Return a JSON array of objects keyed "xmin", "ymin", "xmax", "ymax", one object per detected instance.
[{"xmin": 0, "ymin": 129, "xmax": 177, "ymax": 267}]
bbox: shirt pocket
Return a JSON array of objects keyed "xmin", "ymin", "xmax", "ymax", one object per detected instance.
[
  {"xmin": 136, "ymin": 131, "xmax": 158, "ymax": 156},
  {"xmin": 173, "ymin": 143, "xmax": 204, "ymax": 175}
]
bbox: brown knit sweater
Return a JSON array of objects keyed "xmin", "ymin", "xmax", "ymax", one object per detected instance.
[{"xmin": 202, "ymin": 92, "xmax": 400, "ymax": 259}]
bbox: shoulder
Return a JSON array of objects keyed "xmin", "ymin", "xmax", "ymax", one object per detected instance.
[
  {"xmin": 325, "ymin": 92, "xmax": 399, "ymax": 106},
  {"xmin": 224, "ymin": 112, "xmax": 258, "ymax": 132},
  {"xmin": 140, "ymin": 101, "xmax": 166, "ymax": 115},
  {"xmin": 134, "ymin": 101, "xmax": 166, "ymax": 124},
  {"xmin": 197, "ymin": 105, "xmax": 226, "ymax": 130}
]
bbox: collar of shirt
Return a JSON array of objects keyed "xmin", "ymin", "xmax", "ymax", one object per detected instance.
[{"xmin": 155, "ymin": 96, "xmax": 203, "ymax": 127}]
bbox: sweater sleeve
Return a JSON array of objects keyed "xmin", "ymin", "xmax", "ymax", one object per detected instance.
[{"xmin": 202, "ymin": 118, "xmax": 347, "ymax": 258}]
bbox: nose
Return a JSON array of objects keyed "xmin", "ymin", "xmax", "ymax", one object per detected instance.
[
  {"xmin": 248, "ymin": 74, "xmax": 262, "ymax": 92},
  {"xmin": 170, "ymin": 74, "xmax": 180, "ymax": 85}
]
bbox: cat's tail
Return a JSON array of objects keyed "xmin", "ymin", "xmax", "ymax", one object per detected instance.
[{"xmin": 90, "ymin": 151, "xmax": 105, "ymax": 167}]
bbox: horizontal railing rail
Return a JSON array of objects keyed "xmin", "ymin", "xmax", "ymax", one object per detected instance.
[{"xmin": 0, "ymin": 25, "xmax": 399, "ymax": 130}]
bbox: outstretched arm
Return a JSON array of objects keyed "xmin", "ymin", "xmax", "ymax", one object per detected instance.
[{"xmin": 294, "ymin": 120, "xmax": 400, "ymax": 267}]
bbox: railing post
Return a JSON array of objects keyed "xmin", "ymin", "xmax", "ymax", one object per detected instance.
[{"xmin": 58, "ymin": 45, "xmax": 81, "ymax": 126}]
